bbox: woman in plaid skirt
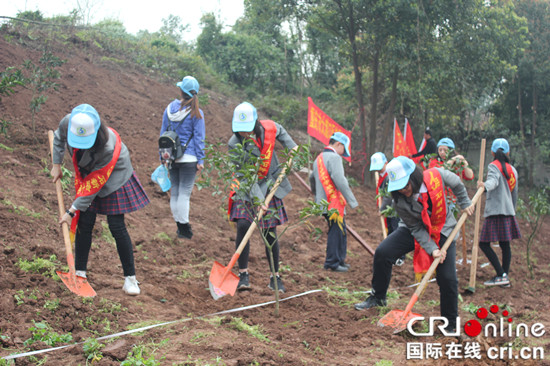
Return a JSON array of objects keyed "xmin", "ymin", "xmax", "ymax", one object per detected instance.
[
  {"xmin": 52, "ymin": 104, "xmax": 150, "ymax": 296},
  {"xmin": 228, "ymin": 102, "xmax": 298, "ymax": 293},
  {"xmin": 477, "ymin": 138, "xmax": 521, "ymax": 287}
]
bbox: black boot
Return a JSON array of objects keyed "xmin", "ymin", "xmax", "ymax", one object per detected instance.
[{"xmin": 177, "ymin": 222, "xmax": 193, "ymax": 239}]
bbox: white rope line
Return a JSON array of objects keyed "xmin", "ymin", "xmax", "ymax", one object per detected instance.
[{"xmin": 1, "ymin": 289, "xmax": 323, "ymax": 361}]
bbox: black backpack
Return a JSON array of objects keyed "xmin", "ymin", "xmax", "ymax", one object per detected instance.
[{"xmin": 159, "ymin": 114, "xmax": 193, "ymax": 162}]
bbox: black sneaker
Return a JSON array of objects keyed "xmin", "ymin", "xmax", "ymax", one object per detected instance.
[
  {"xmin": 268, "ymin": 275, "xmax": 286, "ymax": 293},
  {"xmin": 484, "ymin": 273, "xmax": 510, "ymax": 286},
  {"xmin": 237, "ymin": 272, "xmax": 251, "ymax": 291},
  {"xmin": 177, "ymin": 223, "xmax": 193, "ymax": 239},
  {"xmin": 354, "ymin": 295, "xmax": 387, "ymax": 310}
]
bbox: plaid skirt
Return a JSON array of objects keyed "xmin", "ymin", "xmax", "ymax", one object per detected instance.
[
  {"xmin": 480, "ymin": 215, "xmax": 521, "ymax": 242},
  {"xmin": 88, "ymin": 172, "xmax": 150, "ymax": 215},
  {"xmin": 230, "ymin": 197, "xmax": 288, "ymax": 229}
]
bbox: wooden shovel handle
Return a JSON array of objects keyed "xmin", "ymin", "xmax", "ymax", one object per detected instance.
[
  {"xmin": 48, "ymin": 130, "xmax": 75, "ymax": 271},
  {"xmin": 375, "ymin": 172, "xmax": 388, "ymax": 239},
  {"xmin": 468, "ymin": 138, "xmax": 486, "ymax": 288},
  {"xmin": 413, "ymin": 186, "xmax": 485, "ymax": 298},
  {"xmin": 234, "ymin": 156, "xmax": 294, "ymax": 256}
]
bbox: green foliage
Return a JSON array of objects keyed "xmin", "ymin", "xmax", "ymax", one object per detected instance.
[
  {"xmin": 0, "ymin": 119, "xmax": 13, "ymax": 137},
  {"xmin": 516, "ymin": 187, "xmax": 550, "ymax": 278},
  {"xmin": 121, "ymin": 345, "xmax": 161, "ymax": 366},
  {"xmin": 16, "ymin": 255, "xmax": 59, "ymax": 279},
  {"xmin": 21, "ymin": 51, "xmax": 65, "ymax": 136},
  {"xmin": 82, "ymin": 338, "xmax": 104, "ymax": 364},
  {"xmin": 0, "ymin": 66, "xmax": 26, "ymax": 101},
  {"xmin": 229, "ymin": 318, "xmax": 270, "ymax": 342},
  {"xmin": 23, "ymin": 321, "xmax": 72, "ymax": 347},
  {"xmin": 43, "ymin": 298, "xmax": 60, "ymax": 312},
  {"xmin": 1, "ymin": 199, "xmax": 41, "ymax": 218}
]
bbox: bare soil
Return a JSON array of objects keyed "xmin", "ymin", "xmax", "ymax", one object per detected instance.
[{"xmin": 0, "ymin": 29, "xmax": 549, "ymax": 365}]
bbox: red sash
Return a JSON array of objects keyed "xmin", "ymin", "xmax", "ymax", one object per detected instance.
[
  {"xmin": 318, "ymin": 154, "xmax": 347, "ymax": 231},
  {"xmin": 254, "ymin": 120, "xmax": 277, "ymax": 180},
  {"xmin": 413, "ymin": 168, "xmax": 447, "ymax": 281},
  {"xmin": 490, "ymin": 161, "xmax": 516, "ymax": 192},
  {"xmin": 70, "ymin": 128, "xmax": 121, "ymax": 240},
  {"xmin": 227, "ymin": 120, "xmax": 277, "ymax": 218}
]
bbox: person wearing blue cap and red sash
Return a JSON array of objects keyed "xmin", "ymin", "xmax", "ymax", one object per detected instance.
[
  {"xmin": 227, "ymin": 102, "xmax": 298, "ymax": 293},
  {"xmin": 52, "ymin": 104, "xmax": 149, "ymax": 296},
  {"xmin": 477, "ymin": 138, "xmax": 521, "ymax": 287},
  {"xmin": 355, "ymin": 156, "xmax": 474, "ymax": 333},
  {"xmin": 160, "ymin": 75, "xmax": 206, "ymax": 239},
  {"xmin": 310, "ymin": 132, "xmax": 358, "ymax": 272}
]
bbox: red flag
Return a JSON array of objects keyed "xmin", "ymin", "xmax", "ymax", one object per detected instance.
[
  {"xmin": 404, "ymin": 119, "xmax": 421, "ymax": 163},
  {"xmin": 393, "ymin": 118, "xmax": 410, "ymax": 157},
  {"xmin": 307, "ymin": 97, "xmax": 352, "ymax": 162}
]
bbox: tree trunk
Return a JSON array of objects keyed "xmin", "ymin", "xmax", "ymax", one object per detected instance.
[
  {"xmin": 380, "ymin": 66, "xmax": 399, "ymax": 153},
  {"xmin": 369, "ymin": 47, "xmax": 380, "ymax": 162},
  {"xmin": 529, "ymin": 81, "xmax": 537, "ymax": 187}
]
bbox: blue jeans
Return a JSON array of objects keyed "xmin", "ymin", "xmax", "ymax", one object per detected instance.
[{"xmin": 169, "ymin": 162, "xmax": 197, "ymax": 224}]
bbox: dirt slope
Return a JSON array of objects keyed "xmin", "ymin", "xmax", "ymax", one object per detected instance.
[{"xmin": 0, "ymin": 30, "xmax": 549, "ymax": 365}]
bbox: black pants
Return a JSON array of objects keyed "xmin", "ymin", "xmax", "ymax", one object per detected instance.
[
  {"xmin": 324, "ymin": 215, "xmax": 347, "ymax": 269},
  {"xmin": 235, "ymin": 219, "xmax": 280, "ymax": 273},
  {"xmin": 479, "ymin": 241, "xmax": 511, "ymax": 277},
  {"xmin": 371, "ymin": 226, "xmax": 458, "ymax": 328},
  {"xmin": 75, "ymin": 210, "xmax": 135, "ymax": 276}
]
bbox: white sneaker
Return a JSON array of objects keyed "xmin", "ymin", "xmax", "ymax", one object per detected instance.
[
  {"xmin": 123, "ymin": 276, "xmax": 140, "ymax": 296},
  {"xmin": 75, "ymin": 270, "xmax": 87, "ymax": 278}
]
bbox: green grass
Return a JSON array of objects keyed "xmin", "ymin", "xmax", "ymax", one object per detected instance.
[
  {"xmin": 229, "ymin": 318, "xmax": 270, "ymax": 343},
  {"xmin": 1, "ymin": 199, "xmax": 41, "ymax": 218},
  {"xmin": 16, "ymin": 255, "xmax": 59, "ymax": 279}
]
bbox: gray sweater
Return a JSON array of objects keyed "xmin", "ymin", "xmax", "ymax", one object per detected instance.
[
  {"xmin": 483, "ymin": 162, "xmax": 518, "ymax": 217},
  {"xmin": 395, "ymin": 168, "xmax": 472, "ymax": 255},
  {"xmin": 228, "ymin": 121, "xmax": 297, "ymax": 202},
  {"xmin": 309, "ymin": 149, "xmax": 359, "ymax": 213},
  {"xmin": 53, "ymin": 115, "xmax": 134, "ymax": 211}
]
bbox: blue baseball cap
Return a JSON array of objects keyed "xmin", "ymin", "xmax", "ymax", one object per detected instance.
[
  {"xmin": 68, "ymin": 104, "xmax": 101, "ymax": 149},
  {"xmin": 177, "ymin": 76, "xmax": 199, "ymax": 98},
  {"xmin": 370, "ymin": 152, "xmax": 387, "ymax": 171},
  {"xmin": 232, "ymin": 102, "xmax": 257, "ymax": 132},
  {"xmin": 437, "ymin": 137, "xmax": 455, "ymax": 149},
  {"xmin": 330, "ymin": 132, "xmax": 351, "ymax": 157},
  {"xmin": 386, "ymin": 156, "xmax": 417, "ymax": 192},
  {"xmin": 491, "ymin": 138, "xmax": 510, "ymax": 154}
]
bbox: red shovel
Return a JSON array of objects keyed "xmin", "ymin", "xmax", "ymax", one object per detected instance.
[
  {"xmin": 48, "ymin": 130, "xmax": 96, "ymax": 297},
  {"xmin": 209, "ymin": 157, "xmax": 293, "ymax": 300},
  {"xmin": 378, "ymin": 187, "xmax": 484, "ymax": 333}
]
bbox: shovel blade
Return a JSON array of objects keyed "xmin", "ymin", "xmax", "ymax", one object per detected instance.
[
  {"xmin": 378, "ymin": 309, "xmax": 422, "ymax": 334},
  {"xmin": 57, "ymin": 270, "xmax": 97, "ymax": 297},
  {"xmin": 208, "ymin": 261, "xmax": 239, "ymax": 300}
]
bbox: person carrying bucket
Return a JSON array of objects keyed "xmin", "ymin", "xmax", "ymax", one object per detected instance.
[
  {"xmin": 354, "ymin": 156, "xmax": 474, "ymax": 333},
  {"xmin": 51, "ymin": 104, "xmax": 150, "ymax": 296},
  {"xmin": 159, "ymin": 75, "xmax": 205, "ymax": 239},
  {"xmin": 370, "ymin": 152, "xmax": 404, "ymax": 266},
  {"xmin": 309, "ymin": 132, "xmax": 358, "ymax": 272},
  {"xmin": 228, "ymin": 102, "xmax": 298, "ymax": 293},
  {"xmin": 477, "ymin": 138, "xmax": 521, "ymax": 287}
]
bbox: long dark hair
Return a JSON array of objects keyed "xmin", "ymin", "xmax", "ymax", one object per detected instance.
[
  {"xmin": 179, "ymin": 90, "xmax": 201, "ymax": 119},
  {"xmin": 391, "ymin": 166, "xmax": 424, "ymax": 203},
  {"xmin": 89, "ymin": 123, "xmax": 109, "ymax": 153},
  {"xmin": 493, "ymin": 149, "xmax": 510, "ymax": 179}
]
